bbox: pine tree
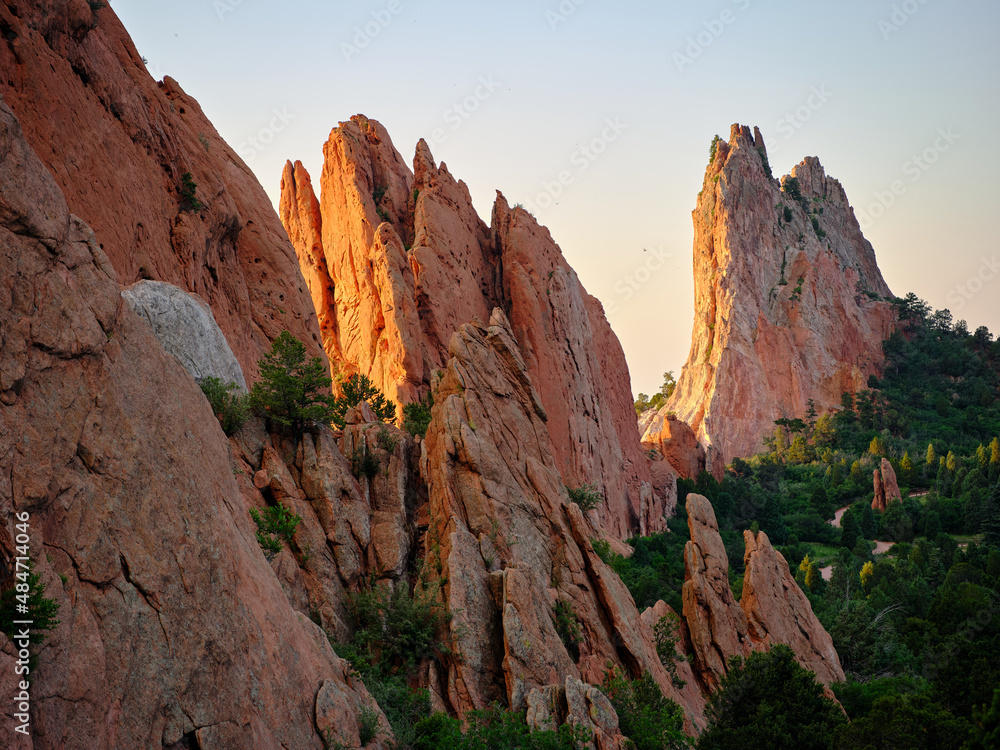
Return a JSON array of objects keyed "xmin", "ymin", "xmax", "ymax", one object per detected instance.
[
  {"xmin": 862, "ymin": 504, "xmax": 878, "ymax": 539},
  {"xmin": 842, "ymin": 510, "xmax": 861, "ymax": 550},
  {"xmin": 248, "ymin": 331, "xmax": 337, "ymax": 432},
  {"xmin": 869, "ymin": 436, "xmax": 887, "ymax": 457},
  {"xmin": 900, "ymin": 451, "xmax": 915, "ymax": 486}
]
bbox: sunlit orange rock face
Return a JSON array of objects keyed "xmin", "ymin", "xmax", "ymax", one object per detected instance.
[
  {"xmin": 0, "ymin": 0, "xmax": 325, "ymax": 381},
  {"xmin": 281, "ymin": 116, "xmax": 668, "ymax": 539},
  {"xmin": 652, "ymin": 124, "xmax": 897, "ymax": 470}
]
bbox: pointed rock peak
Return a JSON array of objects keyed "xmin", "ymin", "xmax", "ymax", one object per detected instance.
[{"xmin": 414, "ymin": 138, "xmax": 437, "ymax": 182}]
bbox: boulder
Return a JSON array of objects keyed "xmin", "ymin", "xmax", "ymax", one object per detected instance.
[{"xmin": 122, "ymin": 280, "xmax": 247, "ymax": 390}]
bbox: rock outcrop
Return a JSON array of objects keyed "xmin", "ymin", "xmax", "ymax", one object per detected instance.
[
  {"xmin": 659, "ymin": 124, "xmax": 897, "ymax": 468},
  {"xmin": 0, "ymin": 0, "xmax": 326, "ymax": 381},
  {"xmin": 0, "ymin": 99, "xmax": 383, "ymax": 750},
  {"xmin": 122, "ymin": 280, "xmax": 247, "ymax": 389},
  {"xmin": 680, "ymin": 495, "xmax": 844, "ymax": 692},
  {"xmin": 281, "ymin": 117, "xmax": 666, "ymax": 539},
  {"xmin": 681, "ymin": 495, "xmax": 752, "ymax": 690},
  {"xmin": 741, "ymin": 530, "xmax": 846, "ymax": 686},
  {"xmin": 872, "ymin": 457, "xmax": 902, "ymax": 511},
  {"xmin": 419, "ymin": 310, "xmax": 699, "ymax": 727},
  {"xmin": 640, "ymin": 411, "xmax": 709, "ymax": 480}
]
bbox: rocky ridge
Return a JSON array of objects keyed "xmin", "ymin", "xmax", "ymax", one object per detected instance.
[
  {"xmin": 0, "ymin": 0, "xmax": 325, "ymax": 381},
  {"xmin": 280, "ymin": 116, "xmax": 668, "ymax": 540},
  {"xmin": 650, "ymin": 124, "xmax": 897, "ymax": 469}
]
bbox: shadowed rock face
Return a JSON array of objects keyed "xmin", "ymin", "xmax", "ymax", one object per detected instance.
[
  {"xmin": 659, "ymin": 124, "xmax": 897, "ymax": 469},
  {"xmin": 281, "ymin": 117, "xmax": 667, "ymax": 539},
  {"xmin": 418, "ymin": 309, "xmax": 700, "ymax": 728},
  {"xmin": 0, "ymin": 100, "xmax": 384, "ymax": 750},
  {"xmin": 0, "ymin": 0, "xmax": 326, "ymax": 381}
]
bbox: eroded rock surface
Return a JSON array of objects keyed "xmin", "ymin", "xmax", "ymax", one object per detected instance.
[
  {"xmin": 662, "ymin": 124, "xmax": 897, "ymax": 467},
  {"xmin": 0, "ymin": 99, "xmax": 382, "ymax": 750},
  {"xmin": 0, "ymin": 0, "xmax": 326, "ymax": 380},
  {"xmin": 872, "ymin": 457, "xmax": 902, "ymax": 511},
  {"xmin": 122, "ymin": 280, "xmax": 247, "ymax": 389},
  {"xmin": 281, "ymin": 116, "xmax": 663, "ymax": 539}
]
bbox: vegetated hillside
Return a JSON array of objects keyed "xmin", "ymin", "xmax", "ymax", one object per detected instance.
[{"xmin": 602, "ymin": 292, "xmax": 1000, "ymax": 749}]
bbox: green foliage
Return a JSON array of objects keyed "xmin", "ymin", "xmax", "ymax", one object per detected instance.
[
  {"xmin": 249, "ymin": 331, "xmax": 337, "ymax": 432},
  {"xmin": 783, "ymin": 206, "xmax": 793, "ymax": 223},
  {"xmin": 697, "ymin": 645, "xmax": 846, "ymax": 750},
  {"xmin": 601, "ymin": 667, "xmax": 689, "ymax": 750},
  {"xmin": 364, "ymin": 674, "xmax": 431, "ymax": 749},
  {"xmin": 198, "ymin": 376, "xmax": 249, "ymax": 435},
  {"xmin": 403, "ymin": 394, "xmax": 434, "ymax": 437},
  {"xmin": 758, "ymin": 146, "xmax": 772, "ymax": 178},
  {"xmin": 358, "ymin": 705, "xmax": 382, "ymax": 746},
  {"xmin": 965, "ymin": 687, "xmax": 1000, "ymax": 750},
  {"xmin": 335, "ymin": 579, "xmax": 454, "ymax": 679},
  {"xmin": 351, "ymin": 441, "xmax": 382, "ymax": 481},
  {"xmin": 0, "ymin": 564, "xmax": 60, "ymax": 651},
  {"xmin": 552, "ymin": 600, "xmax": 582, "ymax": 662},
  {"xmin": 834, "ymin": 693, "xmax": 972, "ymax": 750},
  {"xmin": 654, "ymin": 613, "xmax": 687, "ymax": 689},
  {"xmin": 249, "ymin": 503, "xmax": 301, "ymax": 560},
  {"xmin": 332, "ymin": 373, "xmax": 395, "ymax": 428},
  {"xmin": 634, "ymin": 371, "xmax": 676, "ymax": 415},
  {"xmin": 412, "ymin": 705, "xmax": 591, "ymax": 750},
  {"xmin": 179, "ymin": 171, "xmax": 202, "ymax": 211},
  {"xmin": 566, "ymin": 483, "xmax": 603, "ymax": 511},
  {"xmin": 708, "ymin": 134, "xmax": 722, "ymax": 163}
]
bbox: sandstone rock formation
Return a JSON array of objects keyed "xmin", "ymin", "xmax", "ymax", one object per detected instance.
[
  {"xmin": 0, "ymin": 100, "xmax": 384, "ymax": 750},
  {"xmin": 641, "ymin": 410, "xmax": 709, "ymax": 480},
  {"xmin": 681, "ymin": 495, "xmax": 752, "ymax": 690},
  {"xmin": 0, "ymin": 0, "xmax": 325, "ymax": 381},
  {"xmin": 122, "ymin": 280, "xmax": 247, "ymax": 389},
  {"xmin": 281, "ymin": 117, "xmax": 666, "ymax": 539},
  {"xmin": 741, "ymin": 529, "xmax": 846, "ymax": 686},
  {"xmin": 872, "ymin": 457, "xmax": 902, "ymax": 511},
  {"xmin": 659, "ymin": 124, "xmax": 897, "ymax": 468},
  {"xmin": 680, "ymin": 495, "xmax": 844, "ymax": 693},
  {"xmin": 418, "ymin": 309, "xmax": 699, "ymax": 727}
]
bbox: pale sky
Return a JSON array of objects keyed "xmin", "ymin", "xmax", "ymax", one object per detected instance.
[{"xmin": 113, "ymin": 0, "xmax": 1000, "ymax": 397}]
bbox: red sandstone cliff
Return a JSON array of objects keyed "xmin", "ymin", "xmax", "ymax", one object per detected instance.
[
  {"xmin": 650, "ymin": 124, "xmax": 897, "ymax": 469},
  {"xmin": 0, "ymin": 0, "xmax": 325, "ymax": 380},
  {"xmin": 281, "ymin": 117, "xmax": 667, "ymax": 539}
]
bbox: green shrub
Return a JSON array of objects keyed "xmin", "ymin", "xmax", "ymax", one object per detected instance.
[
  {"xmin": 600, "ymin": 667, "xmax": 688, "ymax": 750},
  {"xmin": 363, "ymin": 674, "xmax": 432, "ymax": 749},
  {"xmin": 249, "ymin": 331, "xmax": 337, "ymax": 433},
  {"xmin": 358, "ymin": 705, "xmax": 382, "ymax": 746},
  {"xmin": 0, "ymin": 563, "xmax": 60, "ymax": 653},
  {"xmin": 412, "ymin": 706, "xmax": 591, "ymax": 750},
  {"xmin": 336, "ymin": 580, "xmax": 454, "ymax": 678},
  {"xmin": 376, "ymin": 426, "xmax": 399, "ymax": 453},
  {"xmin": 566, "ymin": 483, "xmax": 602, "ymax": 511},
  {"xmin": 553, "ymin": 600, "xmax": 582, "ymax": 662},
  {"xmin": 654, "ymin": 613, "xmax": 687, "ymax": 689},
  {"xmin": 709, "ymin": 134, "xmax": 722, "ymax": 163},
  {"xmin": 698, "ymin": 645, "xmax": 846, "ymax": 750},
  {"xmin": 199, "ymin": 376, "xmax": 249, "ymax": 435},
  {"xmin": 179, "ymin": 171, "xmax": 201, "ymax": 212},
  {"xmin": 783, "ymin": 206, "xmax": 793, "ymax": 223},
  {"xmin": 332, "ymin": 373, "xmax": 395, "ymax": 428},
  {"xmin": 403, "ymin": 394, "xmax": 434, "ymax": 437},
  {"xmin": 351, "ymin": 442, "xmax": 381, "ymax": 481},
  {"xmin": 249, "ymin": 503, "xmax": 302, "ymax": 560}
]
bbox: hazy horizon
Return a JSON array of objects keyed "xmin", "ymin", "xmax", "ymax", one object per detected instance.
[{"xmin": 112, "ymin": 0, "xmax": 1000, "ymax": 397}]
